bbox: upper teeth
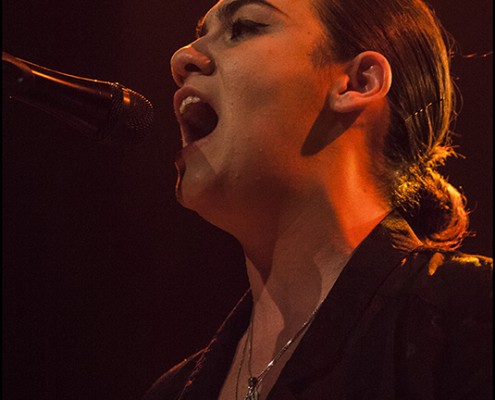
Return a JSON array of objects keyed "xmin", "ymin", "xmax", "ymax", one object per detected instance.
[{"xmin": 180, "ymin": 95, "xmax": 202, "ymax": 114}]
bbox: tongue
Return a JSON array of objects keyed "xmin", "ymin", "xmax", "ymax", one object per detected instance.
[{"xmin": 183, "ymin": 101, "xmax": 218, "ymax": 141}]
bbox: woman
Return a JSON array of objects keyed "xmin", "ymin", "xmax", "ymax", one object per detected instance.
[{"xmin": 144, "ymin": 0, "xmax": 492, "ymax": 399}]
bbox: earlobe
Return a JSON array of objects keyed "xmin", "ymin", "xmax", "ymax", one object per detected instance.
[{"xmin": 330, "ymin": 51, "xmax": 392, "ymax": 113}]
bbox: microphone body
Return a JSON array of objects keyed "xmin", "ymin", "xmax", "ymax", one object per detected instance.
[{"xmin": 2, "ymin": 51, "xmax": 153, "ymax": 144}]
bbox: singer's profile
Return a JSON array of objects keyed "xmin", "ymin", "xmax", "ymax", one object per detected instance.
[
  {"xmin": 141, "ymin": 0, "xmax": 493, "ymax": 399},
  {"xmin": 2, "ymin": 51, "xmax": 154, "ymax": 144}
]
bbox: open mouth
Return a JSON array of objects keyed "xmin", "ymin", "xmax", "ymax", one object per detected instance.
[{"xmin": 178, "ymin": 95, "xmax": 219, "ymax": 145}]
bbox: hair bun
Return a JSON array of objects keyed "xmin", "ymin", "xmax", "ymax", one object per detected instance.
[{"xmin": 396, "ymin": 168, "xmax": 470, "ymax": 249}]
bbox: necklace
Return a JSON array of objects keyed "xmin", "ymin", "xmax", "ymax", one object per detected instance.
[{"xmin": 235, "ymin": 300, "xmax": 325, "ymax": 400}]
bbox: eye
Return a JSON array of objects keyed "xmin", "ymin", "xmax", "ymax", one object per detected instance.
[{"xmin": 228, "ymin": 19, "xmax": 269, "ymax": 40}]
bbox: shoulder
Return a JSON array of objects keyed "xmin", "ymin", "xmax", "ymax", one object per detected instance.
[
  {"xmin": 414, "ymin": 250, "xmax": 492, "ymax": 318},
  {"xmin": 397, "ymin": 251, "xmax": 492, "ymax": 398},
  {"xmin": 141, "ymin": 349, "xmax": 204, "ymax": 400},
  {"xmin": 405, "ymin": 250, "xmax": 492, "ymax": 367}
]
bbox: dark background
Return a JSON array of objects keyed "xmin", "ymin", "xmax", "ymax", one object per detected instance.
[{"xmin": 2, "ymin": 1, "xmax": 492, "ymax": 399}]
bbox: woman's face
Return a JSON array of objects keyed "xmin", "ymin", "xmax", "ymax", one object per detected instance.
[{"xmin": 171, "ymin": 0, "xmax": 337, "ymax": 221}]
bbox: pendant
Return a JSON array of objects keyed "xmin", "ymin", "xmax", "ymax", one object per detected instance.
[{"xmin": 245, "ymin": 377, "xmax": 259, "ymax": 400}]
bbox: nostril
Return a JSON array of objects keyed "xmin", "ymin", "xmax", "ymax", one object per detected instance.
[{"xmin": 185, "ymin": 63, "xmax": 202, "ymax": 73}]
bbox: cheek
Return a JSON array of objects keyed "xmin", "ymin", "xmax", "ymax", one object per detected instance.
[
  {"xmin": 223, "ymin": 53, "xmax": 326, "ymax": 122},
  {"xmin": 214, "ymin": 50, "xmax": 330, "ymax": 172},
  {"xmin": 226, "ymin": 74, "xmax": 326, "ymax": 156}
]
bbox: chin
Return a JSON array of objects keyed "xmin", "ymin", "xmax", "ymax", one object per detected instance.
[
  {"xmin": 176, "ymin": 167, "xmax": 222, "ymax": 213},
  {"xmin": 178, "ymin": 176, "xmax": 249, "ymax": 241}
]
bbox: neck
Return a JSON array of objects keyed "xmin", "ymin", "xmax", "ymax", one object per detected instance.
[
  {"xmin": 242, "ymin": 192, "xmax": 390, "ymax": 332},
  {"xmin": 209, "ymin": 125, "xmax": 392, "ymax": 324},
  {"xmin": 234, "ymin": 202, "xmax": 389, "ymax": 393}
]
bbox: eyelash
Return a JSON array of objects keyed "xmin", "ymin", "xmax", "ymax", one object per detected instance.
[
  {"xmin": 227, "ymin": 18, "xmax": 269, "ymax": 40},
  {"xmin": 195, "ymin": 18, "xmax": 269, "ymax": 41}
]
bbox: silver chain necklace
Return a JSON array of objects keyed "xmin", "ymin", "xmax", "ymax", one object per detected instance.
[{"xmin": 235, "ymin": 300, "xmax": 324, "ymax": 400}]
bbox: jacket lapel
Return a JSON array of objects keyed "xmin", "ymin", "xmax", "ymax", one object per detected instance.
[{"xmin": 270, "ymin": 211, "xmax": 423, "ymax": 398}]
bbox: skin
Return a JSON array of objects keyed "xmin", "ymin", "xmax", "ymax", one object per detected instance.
[{"xmin": 170, "ymin": 0, "xmax": 393, "ymax": 398}]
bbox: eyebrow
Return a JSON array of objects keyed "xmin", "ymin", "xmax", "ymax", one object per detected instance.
[{"xmin": 196, "ymin": 0, "xmax": 286, "ymax": 38}]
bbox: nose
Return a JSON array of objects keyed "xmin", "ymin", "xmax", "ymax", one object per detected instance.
[{"xmin": 170, "ymin": 44, "xmax": 215, "ymax": 87}]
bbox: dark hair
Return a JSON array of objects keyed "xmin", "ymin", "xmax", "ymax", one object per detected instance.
[{"xmin": 313, "ymin": 0, "xmax": 469, "ymax": 250}]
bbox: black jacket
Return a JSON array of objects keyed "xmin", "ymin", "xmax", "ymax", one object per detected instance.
[{"xmin": 143, "ymin": 211, "xmax": 493, "ymax": 400}]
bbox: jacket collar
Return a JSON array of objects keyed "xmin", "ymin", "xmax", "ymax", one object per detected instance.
[{"xmin": 271, "ymin": 210, "xmax": 424, "ymax": 396}]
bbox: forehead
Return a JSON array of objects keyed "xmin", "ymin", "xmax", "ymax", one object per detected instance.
[{"xmin": 202, "ymin": 0, "xmax": 318, "ymax": 26}]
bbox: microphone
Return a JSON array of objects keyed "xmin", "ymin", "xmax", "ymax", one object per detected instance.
[{"xmin": 2, "ymin": 51, "xmax": 154, "ymax": 145}]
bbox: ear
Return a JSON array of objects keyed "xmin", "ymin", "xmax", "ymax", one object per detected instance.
[{"xmin": 329, "ymin": 51, "xmax": 392, "ymax": 113}]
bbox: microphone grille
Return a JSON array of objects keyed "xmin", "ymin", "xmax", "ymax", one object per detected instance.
[{"xmin": 103, "ymin": 83, "xmax": 154, "ymax": 145}]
